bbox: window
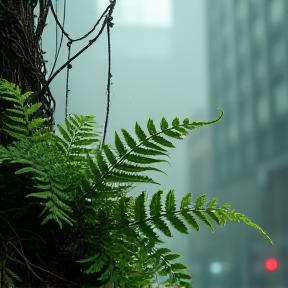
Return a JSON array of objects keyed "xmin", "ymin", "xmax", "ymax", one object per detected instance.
[
  {"xmin": 238, "ymin": 36, "xmax": 249, "ymax": 56},
  {"xmin": 243, "ymin": 138, "xmax": 255, "ymax": 164},
  {"xmin": 241, "ymin": 100, "xmax": 253, "ymax": 133},
  {"xmin": 255, "ymin": 56, "xmax": 267, "ymax": 83},
  {"xmin": 226, "ymin": 78, "xmax": 237, "ymax": 101},
  {"xmin": 218, "ymin": 150, "xmax": 228, "ymax": 181},
  {"xmin": 240, "ymin": 72, "xmax": 251, "ymax": 97},
  {"xmin": 252, "ymin": 17, "xmax": 265, "ymax": 40},
  {"xmin": 225, "ymin": 54, "xmax": 235, "ymax": 74},
  {"xmin": 215, "ymin": 123, "xmax": 226, "ymax": 148},
  {"xmin": 232, "ymin": 148, "xmax": 241, "ymax": 172},
  {"xmin": 228, "ymin": 112, "xmax": 239, "ymax": 143},
  {"xmin": 96, "ymin": 0, "xmax": 173, "ymax": 59},
  {"xmin": 257, "ymin": 95, "xmax": 270, "ymax": 124},
  {"xmin": 272, "ymin": 39, "xmax": 286, "ymax": 70},
  {"xmin": 243, "ymin": 112, "xmax": 253, "ymax": 133},
  {"xmin": 258, "ymin": 129, "xmax": 273, "ymax": 158},
  {"xmin": 96, "ymin": 0, "xmax": 173, "ymax": 28},
  {"xmin": 223, "ymin": 2, "xmax": 234, "ymax": 38},
  {"xmin": 236, "ymin": 0, "xmax": 248, "ymax": 21},
  {"xmin": 269, "ymin": 0, "xmax": 284, "ymax": 26},
  {"xmin": 274, "ymin": 82, "xmax": 288, "ymax": 115}
]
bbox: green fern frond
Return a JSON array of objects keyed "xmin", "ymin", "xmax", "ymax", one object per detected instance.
[
  {"xmin": 5, "ymin": 267, "xmax": 22, "ymax": 282},
  {"xmin": 138, "ymin": 222, "xmax": 162, "ymax": 243},
  {"xmin": 90, "ymin": 113, "xmax": 223, "ymax": 193},
  {"xmin": 214, "ymin": 204, "xmax": 273, "ymax": 243},
  {"xmin": 165, "ymin": 190, "xmax": 177, "ymax": 213},
  {"xmin": 124, "ymin": 190, "xmax": 272, "ymax": 245},
  {"xmin": 134, "ymin": 192, "xmax": 147, "ymax": 222},
  {"xmin": 56, "ymin": 114, "xmax": 99, "ymax": 159},
  {"xmin": 0, "ymin": 255, "xmax": 22, "ymax": 288},
  {"xmin": 0, "ymin": 135, "xmax": 75, "ymax": 228},
  {"xmin": 150, "ymin": 190, "xmax": 163, "ymax": 216},
  {"xmin": 77, "ymin": 253, "xmax": 110, "ymax": 274},
  {"xmin": 154, "ymin": 247, "xmax": 191, "ymax": 288},
  {"xmin": 0, "ymin": 78, "xmax": 47, "ymax": 140},
  {"xmin": 27, "ymin": 180, "xmax": 74, "ymax": 228}
]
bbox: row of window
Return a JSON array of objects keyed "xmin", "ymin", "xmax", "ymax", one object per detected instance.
[
  {"xmin": 209, "ymin": 0, "xmax": 286, "ymax": 33},
  {"xmin": 96, "ymin": 0, "xmax": 173, "ymax": 28}
]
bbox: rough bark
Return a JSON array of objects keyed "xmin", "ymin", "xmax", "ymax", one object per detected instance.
[
  {"xmin": 0, "ymin": 2, "xmax": 57, "ymax": 287},
  {"xmin": 0, "ymin": 0, "xmax": 55, "ymax": 127}
]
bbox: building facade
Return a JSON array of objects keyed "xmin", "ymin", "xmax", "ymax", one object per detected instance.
[{"xmin": 188, "ymin": 1, "xmax": 288, "ymax": 287}]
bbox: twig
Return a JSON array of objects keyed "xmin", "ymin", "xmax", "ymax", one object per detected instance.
[{"xmin": 38, "ymin": 4, "xmax": 114, "ymax": 100}]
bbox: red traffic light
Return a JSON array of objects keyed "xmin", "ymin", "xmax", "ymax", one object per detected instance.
[{"xmin": 265, "ymin": 258, "xmax": 278, "ymax": 272}]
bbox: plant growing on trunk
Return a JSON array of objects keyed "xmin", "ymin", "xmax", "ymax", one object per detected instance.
[{"xmin": 0, "ymin": 79, "xmax": 271, "ymax": 288}]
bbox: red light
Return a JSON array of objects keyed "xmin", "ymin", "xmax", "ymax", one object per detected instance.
[{"xmin": 265, "ymin": 258, "xmax": 278, "ymax": 271}]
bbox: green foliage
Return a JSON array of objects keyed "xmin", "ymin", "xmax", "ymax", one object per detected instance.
[
  {"xmin": 0, "ymin": 78, "xmax": 48, "ymax": 141},
  {"xmin": 0, "ymin": 79, "xmax": 271, "ymax": 288}
]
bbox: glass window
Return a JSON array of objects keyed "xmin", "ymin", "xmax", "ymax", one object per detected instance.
[
  {"xmin": 258, "ymin": 129, "xmax": 273, "ymax": 158},
  {"xmin": 226, "ymin": 78, "xmax": 236, "ymax": 101},
  {"xmin": 228, "ymin": 120, "xmax": 239, "ymax": 143},
  {"xmin": 274, "ymin": 82, "xmax": 288, "ymax": 115},
  {"xmin": 215, "ymin": 67, "xmax": 224, "ymax": 90},
  {"xmin": 232, "ymin": 148, "xmax": 241, "ymax": 172},
  {"xmin": 96, "ymin": 0, "xmax": 173, "ymax": 28},
  {"xmin": 269, "ymin": 0, "xmax": 284, "ymax": 26},
  {"xmin": 242, "ymin": 100, "xmax": 253, "ymax": 133},
  {"xmin": 237, "ymin": 0, "xmax": 248, "ymax": 20},
  {"xmin": 245, "ymin": 138, "xmax": 255, "ymax": 164},
  {"xmin": 257, "ymin": 95, "xmax": 270, "ymax": 124},
  {"xmin": 252, "ymin": 17, "xmax": 265, "ymax": 40},
  {"xmin": 216, "ymin": 127, "xmax": 225, "ymax": 147},
  {"xmin": 239, "ymin": 36, "xmax": 249, "ymax": 56},
  {"xmin": 240, "ymin": 72, "xmax": 251, "ymax": 97},
  {"xmin": 272, "ymin": 39, "xmax": 286, "ymax": 69},
  {"xmin": 218, "ymin": 150, "xmax": 228, "ymax": 181},
  {"xmin": 255, "ymin": 56, "xmax": 267, "ymax": 82},
  {"xmin": 225, "ymin": 53, "xmax": 235, "ymax": 73},
  {"xmin": 243, "ymin": 112, "xmax": 253, "ymax": 133},
  {"xmin": 227, "ymin": 105, "xmax": 239, "ymax": 143},
  {"xmin": 223, "ymin": 2, "xmax": 234, "ymax": 38}
]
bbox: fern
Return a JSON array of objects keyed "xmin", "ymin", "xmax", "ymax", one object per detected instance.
[
  {"xmin": 0, "ymin": 136, "xmax": 76, "ymax": 228},
  {"xmin": 56, "ymin": 114, "xmax": 100, "ymax": 161},
  {"xmin": 85, "ymin": 112, "xmax": 223, "ymax": 195},
  {"xmin": 0, "ymin": 79, "xmax": 271, "ymax": 288},
  {"xmin": 0, "ymin": 78, "xmax": 47, "ymax": 140},
  {"xmin": 132, "ymin": 191, "xmax": 272, "ymax": 242}
]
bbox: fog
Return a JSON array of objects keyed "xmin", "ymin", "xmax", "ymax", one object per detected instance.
[{"xmin": 43, "ymin": 1, "xmax": 288, "ymax": 287}]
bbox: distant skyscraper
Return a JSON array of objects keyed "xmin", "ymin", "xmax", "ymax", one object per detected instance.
[{"xmin": 188, "ymin": 1, "xmax": 288, "ymax": 287}]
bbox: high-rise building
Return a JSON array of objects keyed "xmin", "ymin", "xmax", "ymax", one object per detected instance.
[{"xmin": 188, "ymin": 1, "xmax": 288, "ymax": 287}]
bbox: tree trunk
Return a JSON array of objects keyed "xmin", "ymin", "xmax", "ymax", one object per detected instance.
[
  {"xmin": 0, "ymin": 0, "xmax": 55, "ymax": 126},
  {"xmin": 0, "ymin": 2, "xmax": 57, "ymax": 287}
]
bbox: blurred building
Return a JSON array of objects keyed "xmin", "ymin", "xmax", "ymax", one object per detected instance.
[{"xmin": 188, "ymin": 1, "xmax": 288, "ymax": 287}]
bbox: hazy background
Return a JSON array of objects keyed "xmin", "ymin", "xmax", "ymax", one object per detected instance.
[{"xmin": 43, "ymin": 1, "xmax": 288, "ymax": 288}]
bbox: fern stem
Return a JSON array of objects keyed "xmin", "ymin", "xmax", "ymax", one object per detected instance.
[{"xmin": 104, "ymin": 208, "xmax": 213, "ymax": 231}]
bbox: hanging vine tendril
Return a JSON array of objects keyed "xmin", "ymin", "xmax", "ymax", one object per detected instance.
[
  {"xmin": 42, "ymin": 0, "xmax": 116, "ymax": 134},
  {"xmin": 102, "ymin": 1, "xmax": 116, "ymax": 145},
  {"xmin": 65, "ymin": 41, "xmax": 72, "ymax": 119},
  {"xmin": 49, "ymin": 0, "xmax": 67, "ymax": 79}
]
